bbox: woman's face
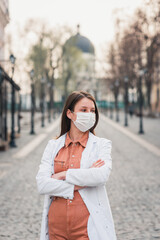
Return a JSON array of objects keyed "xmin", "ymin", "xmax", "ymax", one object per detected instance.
[{"xmin": 67, "ymin": 97, "xmax": 95, "ymax": 121}]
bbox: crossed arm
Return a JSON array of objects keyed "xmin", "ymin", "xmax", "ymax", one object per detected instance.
[
  {"xmin": 36, "ymin": 139, "xmax": 112, "ymax": 199},
  {"xmin": 51, "ymin": 159, "xmax": 105, "ymax": 191}
]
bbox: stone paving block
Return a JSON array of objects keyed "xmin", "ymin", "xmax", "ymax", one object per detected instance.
[{"xmin": 0, "ymin": 115, "xmax": 159, "ymax": 239}]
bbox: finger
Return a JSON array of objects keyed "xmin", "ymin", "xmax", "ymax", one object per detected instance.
[
  {"xmin": 95, "ymin": 165, "xmax": 104, "ymax": 168},
  {"xmin": 95, "ymin": 160, "xmax": 104, "ymax": 165},
  {"xmin": 94, "ymin": 162, "xmax": 105, "ymax": 167},
  {"xmin": 93, "ymin": 160, "xmax": 103, "ymax": 166},
  {"xmin": 91, "ymin": 160, "xmax": 104, "ymax": 168},
  {"xmin": 95, "ymin": 159, "xmax": 102, "ymax": 163}
]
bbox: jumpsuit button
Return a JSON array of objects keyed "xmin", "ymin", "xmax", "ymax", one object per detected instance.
[
  {"xmin": 71, "ymin": 164, "xmax": 74, "ymax": 167},
  {"xmin": 70, "ymin": 200, "xmax": 72, "ymax": 203}
]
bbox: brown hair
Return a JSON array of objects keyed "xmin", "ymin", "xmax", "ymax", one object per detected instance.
[{"xmin": 56, "ymin": 91, "xmax": 99, "ymax": 138}]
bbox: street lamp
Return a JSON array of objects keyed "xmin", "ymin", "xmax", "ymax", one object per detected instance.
[
  {"xmin": 9, "ymin": 54, "xmax": 16, "ymax": 78},
  {"xmin": 155, "ymin": 58, "xmax": 160, "ymax": 114},
  {"xmin": 109, "ymin": 84, "xmax": 113, "ymax": 119},
  {"xmin": 9, "ymin": 54, "xmax": 17, "ymax": 147},
  {"xmin": 0, "ymin": 68, "xmax": 3, "ymax": 84},
  {"xmin": 47, "ymin": 80, "xmax": 51, "ymax": 123},
  {"xmin": 41, "ymin": 76, "xmax": 46, "ymax": 127},
  {"xmin": 0, "ymin": 68, "xmax": 4, "ymax": 143},
  {"xmin": 0, "ymin": 67, "xmax": 9, "ymax": 143},
  {"xmin": 30, "ymin": 69, "xmax": 35, "ymax": 134},
  {"xmin": 17, "ymin": 93, "xmax": 21, "ymax": 134},
  {"xmin": 124, "ymin": 76, "xmax": 129, "ymax": 127},
  {"xmin": 114, "ymin": 79, "xmax": 120, "ymax": 122},
  {"xmin": 138, "ymin": 69, "xmax": 147, "ymax": 134}
]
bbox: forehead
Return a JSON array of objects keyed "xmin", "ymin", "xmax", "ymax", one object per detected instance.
[{"xmin": 75, "ymin": 97, "xmax": 95, "ymax": 109}]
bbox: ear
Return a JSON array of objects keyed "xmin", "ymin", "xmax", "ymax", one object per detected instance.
[{"xmin": 66, "ymin": 109, "xmax": 72, "ymax": 120}]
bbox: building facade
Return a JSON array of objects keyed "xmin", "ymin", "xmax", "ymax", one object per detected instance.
[
  {"xmin": 0, "ymin": 0, "xmax": 9, "ymax": 61},
  {"xmin": 0, "ymin": 0, "xmax": 21, "ymax": 151},
  {"xmin": 63, "ymin": 26, "xmax": 97, "ymax": 99}
]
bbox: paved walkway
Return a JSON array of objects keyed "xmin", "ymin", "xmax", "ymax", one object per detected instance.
[
  {"xmin": 0, "ymin": 113, "xmax": 159, "ymax": 239},
  {"xmin": 101, "ymin": 115, "xmax": 160, "ymax": 157},
  {"xmin": 97, "ymin": 114, "xmax": 160, "ymax": 240},
  {"xmin": 103, "ymin": 109, "xmax": 160, "ymax": 148},
  {"xmin": 7, "ymin": 111, "xmax": 59, "ymax": 131}
]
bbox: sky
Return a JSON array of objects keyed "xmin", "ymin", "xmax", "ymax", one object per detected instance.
[
  {"xmin": 7, "ymin": 0, "xmax": 144, "ymax": 91},
  {"xmin": 9, "ymin": 0, "xmax": 143, "ymax": 59}
]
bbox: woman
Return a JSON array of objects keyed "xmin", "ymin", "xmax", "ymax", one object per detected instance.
[{"xmin": 36, "ymin": 91, "xmax": 117, "ymax": 240}]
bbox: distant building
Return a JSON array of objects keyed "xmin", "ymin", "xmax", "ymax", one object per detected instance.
[
  {"xmin": 63, "ymin": 25, "xmax": 97, "ymax": 99},
  {"xmin": 0, "ymin": 1, "xmax": 21, "ymax": 151},
  {"xmin": 151, "ymin": 50, "xmax": 160, "ymax": 115},
  {"xmin": 0, "ymin": 0, "xmax": 9, "ymax": 60}
]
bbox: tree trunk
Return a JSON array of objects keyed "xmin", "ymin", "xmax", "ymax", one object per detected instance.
[
  {"xmin": 64, "ymin": 71, "xmax": 71, "ymax": 101},
  {"xmin": 146, "ymin": 75, "xmax": 152, "ymax": 114}
]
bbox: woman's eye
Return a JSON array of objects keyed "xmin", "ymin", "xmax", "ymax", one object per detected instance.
[{"xmin": 81, "ymin": 109, "xmax": 95, "ymax": 112}]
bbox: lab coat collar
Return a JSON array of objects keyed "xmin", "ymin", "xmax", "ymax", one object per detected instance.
[
  {"xmin": 56, "ymin": 131, "xmax": 97, "ymax": 146},
  {"xmin": 54, "ymin": 131, "xmax": 97, "ymax": 157}
]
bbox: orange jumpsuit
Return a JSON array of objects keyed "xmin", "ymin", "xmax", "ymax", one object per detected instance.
[{"xmin": 48, "ymin": 131, "xmax": 90, "ymax": 240}]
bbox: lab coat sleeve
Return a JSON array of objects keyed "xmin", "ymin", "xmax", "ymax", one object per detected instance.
[
  {"xmin": 66, "ymin": 139, "xmax": 112, "ymax": 187},
  {"xmin": 36, "ymin": 140, "xmax": 75, "ymax": 199}
]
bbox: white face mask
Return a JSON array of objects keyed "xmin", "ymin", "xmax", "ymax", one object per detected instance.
[{"xmin": 71, "ymin": 111, "xmax": 96, "ymax": 132}]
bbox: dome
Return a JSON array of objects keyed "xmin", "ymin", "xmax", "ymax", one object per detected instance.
[{"xmin": 64, "ymin": 32, "xmax": 95, "ymax": 55}]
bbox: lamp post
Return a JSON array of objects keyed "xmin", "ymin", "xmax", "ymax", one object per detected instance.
[
  {"xmin": 49, "ymin": 48, "xmax": 55, "ymax": 119},
  {"xmin": 41, "ymin": 76, "xmax": 46, "ymax": 127},
  {"xmin": 17, "ymin": 93, "xmax": 21, "ymax": 134},
  {"xmin": 0, "ymin": 67, "xmax": 8, "ymax": 142},
  {"xmin": 138, "ymin": 69, "xmax": 146, "ymax": 134},
  {"xmin": 109, "ymin": 84, "xmax": 113, "ymax": 119},
  {"xmin": 0, "ymin": 68, "xmax": 3, "ymax": 143},
  {"xmin": 30, "ymin": 69, "xmax": 35, "ymax": 134},
  {"xmin": 156, "ymin": 58, "xmax": 160, "ymax": 114},
  {"xmin": 9, "ymin": 54, "xmax": 17, "ymax": 147},
  {"xmin": 124, "ymin": 76, "xmax": 129, "ymax": 127},
  {"xmin": 51, "ymin": 79, "xmax": 54, "ymax": 119},
  {"xmin": 114, "ymin": 79, "xmax": 120, "ymax": 122},
  {"xmin": 10, "ymin": 54, "xmax": 16, "ymax": 78},
  {"xmin": 0, "ymin": 68, "xmax": 2, "ymax": 83},
  {"xmin": 47, "ymin": 80, "xmax": 51, "ymax": 123},
  {"xmin": 4, "ymin": 76, "xmax": 8, "ymax": 141}
]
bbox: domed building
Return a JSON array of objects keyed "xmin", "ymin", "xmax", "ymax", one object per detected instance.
[
  {"xmin": 65, "ymin": 29, "xmax": 95, "ymax": 55},
  {"xmin": 62, "ymin": 25, "xmax": 97, "ymax": 99}
]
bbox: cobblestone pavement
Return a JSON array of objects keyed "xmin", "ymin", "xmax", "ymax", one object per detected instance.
[
  {"xmin": 97, "ymin": 116, "xmax": 160, "ymax": 240},
  {"xmin": 0, "ymin": 114, "xmax": 159, "ymax": 240},
  {"xmin": 103, "ymin": 109, "xmax": 160, "ymax": 148},
  {"xmin": 7, "ymin": 111, "xmax": 59, "ymax": 133}
]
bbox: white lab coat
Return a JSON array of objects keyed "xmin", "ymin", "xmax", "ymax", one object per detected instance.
[{"xmin": 36, "ymin": 131, "xmax": 117, "ymax": 240}]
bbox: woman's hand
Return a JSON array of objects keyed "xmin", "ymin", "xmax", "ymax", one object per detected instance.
[
  {"xmin": 51, "ymin": 160, "xmax": 104, "ymax": 190},
  {"xmin": 90, "ymin": 159, "xmax": 105, "ymax": 168},
  {"xmin": 74, "ymin": 160, "xmax": 104, "ymax": 191},
  {"xmin": 51, "ymin": 171, "xmax": 66, "ymax": 180},
  {"xmin": 51, "ymin": 172, "xmax": 85, "ymax": 191},
  {"xmin": 74, "ymin": 185, "xmax": 85, "ymax": 191}
]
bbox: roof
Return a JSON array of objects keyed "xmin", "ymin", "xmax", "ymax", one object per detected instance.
[
  {"xmin": 0, "ymin": 66, "xmax": 20, "ymax": 91},
  {"xmin": 64, "ymin": 33, "xmax": 95, "ymax": 55}
]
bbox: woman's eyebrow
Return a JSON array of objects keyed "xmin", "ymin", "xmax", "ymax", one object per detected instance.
[{"xmin": 81, "ymin": 106, "xmax": 95, "ymax": 109}]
